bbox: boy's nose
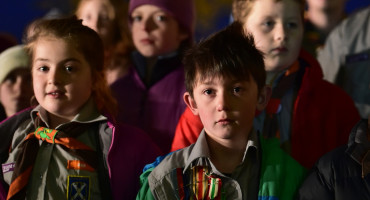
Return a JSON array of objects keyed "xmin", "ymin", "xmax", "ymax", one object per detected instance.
[
  {"xmin": 216, "ymin": 92, "xmax": 230, "ymax": 111},
  {"xmin": 275, "ymin": 24, "xmax": 287, "ymax": 41}
]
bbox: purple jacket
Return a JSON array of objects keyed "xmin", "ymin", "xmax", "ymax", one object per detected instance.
[
  {"xmin": 0, "ymin": 108, "xmax": 161, "ymax": 200},
  {"xmin": 111, "ymin": 52, "xmax": 187, "ymax": 153}
]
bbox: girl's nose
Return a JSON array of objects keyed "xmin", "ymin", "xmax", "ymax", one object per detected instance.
[{"xmin": 275, "ymin": 24, "xmax": 287, "ymax": 41}]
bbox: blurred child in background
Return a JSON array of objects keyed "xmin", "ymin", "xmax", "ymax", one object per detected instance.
[
  {"xmin": 0, "ymin": 45, "xmax": 33, "ymax": 121},
  {"xmin": 76, "ymin": 0, "xmax": 134, "ymax": 85},
  {"xmin": 110, "ymin": 0, "xmax": 195, "ymax": 153}
]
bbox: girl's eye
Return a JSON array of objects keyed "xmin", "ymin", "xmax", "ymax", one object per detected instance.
[
  {"xmin": 4, "ymin": 74, "xmax": 16, "ymax": 84},
  {"xmin": 155, "ymin": 15, "xmax": 167, "ymax": 22},
  {"xmin": 131, "ymin": 15, "xmax": 142, "ymax": 22}
]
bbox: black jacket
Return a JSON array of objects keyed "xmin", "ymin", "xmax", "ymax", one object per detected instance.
[{"xmin": 297, "ymin": 119, "xmax": 370, "ymax": 200}]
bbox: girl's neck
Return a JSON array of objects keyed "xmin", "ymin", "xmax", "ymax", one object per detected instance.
[{"xmin": 144, "ymin": 57, "xmax": 158, "ymax": 85}]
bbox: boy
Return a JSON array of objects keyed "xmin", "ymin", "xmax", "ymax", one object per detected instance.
[
  {"xmin": 172, "ymin": 0, "xmax": 360, "ymax": 169},
  {"xmin": 136, "ymin": 21, "xmax": 306, "ymax": 200}
]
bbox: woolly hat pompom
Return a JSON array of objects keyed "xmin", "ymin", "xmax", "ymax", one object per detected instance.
[{"xmin": 0, "ymin": 45, "xmax": 30, "ymax": 83}]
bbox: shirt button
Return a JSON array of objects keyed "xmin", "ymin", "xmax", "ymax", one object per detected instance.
[{"xmin": 40, "ymin": 175, "xmax": 43, "ymax": 179}]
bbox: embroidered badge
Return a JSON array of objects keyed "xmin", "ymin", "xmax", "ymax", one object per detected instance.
[
  {"xmin": 2, "ymin": 163, "xmax": 15, "ymax": 174},
  {"xmin": 346, "ymin": 52, "xmax": 369, "ymax": 64},
  {"xmin": 67, "ymin": 175, "xmax": 90, "ymax": 200},
  {"xmin": 67, "ymin": 160, "xmax": 95, "ymax": 172},
  {"xmin": 34, "ymin": 126, "xmax": 59, "ymax": 143}
]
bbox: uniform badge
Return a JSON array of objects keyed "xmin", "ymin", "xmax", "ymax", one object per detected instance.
[{"xmin": 67, "ymin": 175, "xmax": 90, "ymax": 200}]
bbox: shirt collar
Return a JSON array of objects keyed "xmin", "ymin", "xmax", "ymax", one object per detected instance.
[
  {"xmin": 184, "ymin": 129, "xmax": 260, "ymax": 173},
  {"xmin": 30, "ymin": 98, "xmax": 107, "ymax": 129}
]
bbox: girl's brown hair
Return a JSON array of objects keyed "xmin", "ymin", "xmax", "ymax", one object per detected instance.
[{"xmin": 24, "ymin": 16, "xmax": 118, "ymax": 119}]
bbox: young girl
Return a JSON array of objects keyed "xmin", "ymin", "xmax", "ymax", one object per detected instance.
[
  {"xmin": 0, "ymin": 16, "xmax": 161, "ymax": 200},
  {"xmin": 76, "ymin": 0, "xmax": 134, "ymax": 85},
  {"xmin": 110, "ymin": 0, "xmax": 195, "ymax": 153},
  {"xmin": 172, "ymin": 0, "xmax": 360, "ymax": 169}
]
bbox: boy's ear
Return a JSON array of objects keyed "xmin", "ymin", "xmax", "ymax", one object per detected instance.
[
  {"xmin": 184, "ymin": 92, "xmax": 199, "ymax": 115},
  {"xmin": 256, "ymin": 86, "xmax": 272, "ymax": 111}
]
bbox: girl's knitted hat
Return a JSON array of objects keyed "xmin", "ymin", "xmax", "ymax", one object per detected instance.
[
  {"xmin": 0, "ymin": 45, "xmax": 30, "ymax": 83},
  {"xmin": 129, "ymin": 0, "xmax": 195, "ymax": 40}
]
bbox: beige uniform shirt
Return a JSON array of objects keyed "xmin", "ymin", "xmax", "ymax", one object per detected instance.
[{"xmin": 2, "ymin": 99, "xmax": 109, "ymax": 200}]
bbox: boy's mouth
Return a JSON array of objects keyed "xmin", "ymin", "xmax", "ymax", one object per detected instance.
[{"xmin": 217, "ymin": 118, "xmax": 234, "ymax": 125}]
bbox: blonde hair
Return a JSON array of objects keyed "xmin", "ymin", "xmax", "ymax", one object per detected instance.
[
  {"xmin": 232, "ymin": 0, "xmax": 305, "ymax": 23},
  {"xmin": 24, "ymin": 16, "xmax": 118, "ymax": 119}
]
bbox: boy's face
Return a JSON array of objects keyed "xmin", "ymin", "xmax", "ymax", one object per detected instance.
[
  {"xmin": 32, "ymin": 37, "xmax": 93, "ymax": 122},
  {"xmin": 184, "ymin": 74, "xmax": 268, "ymax": 142},
  {"xmin": 77, "ymin": 0, "xmax": 115, "ymax": 48},
  {"xmin": 0, "ymin": 68, "xmax": 33, "ymax": 116},
  {"xmin": 130, "ymin": 5, "xmax": 188, "ymax": 58},
  {"xmin": 244, "ymin": 0, "xmax": 303, "ymax": 72}
]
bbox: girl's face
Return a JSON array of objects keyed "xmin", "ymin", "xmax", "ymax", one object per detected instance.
[
  {"xmin": 130, "ymin": 5, "xmax": 188, "ymax": 58},
  {"xmin": 244, "ymin": 0, "xmax": 303, "ymax": 72},
  {"xmin": 32, "ymin": 37, "xmax": 93, "ymax": 123},
  {"xmin": 0, "ymin": 68, "xmax": 32, "ymax": 117},
  {"xmin": 77, "ymin": 0, "xmax": 115, "ymax": 48}
]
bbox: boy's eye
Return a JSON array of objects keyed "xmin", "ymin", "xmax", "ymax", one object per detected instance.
[
  {"xmin": 286, "ymin": 22, "xmax": 298, "ymax": 29},
  {"xmin": 203, "ymin": 89, "xmax": 214, "ymax": 95},
  {"xmin": 65, "ymin": 66, "xmax": 74, "ymax": 72},
  {"xmin": 262, "ymin": 21, "xmax": 274, "ymax": 27},
  {"xmin": 38, "ymin": 66, "xmax": 49, "ymax": 72}
]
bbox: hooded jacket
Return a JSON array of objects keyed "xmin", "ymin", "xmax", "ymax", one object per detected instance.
[{"xmin": 297, "ymin": 119, "xmax": 370, "ymax": 199}]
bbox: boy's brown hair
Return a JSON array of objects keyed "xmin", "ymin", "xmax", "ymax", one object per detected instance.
[
  {"xmin": 184, "ymin": 21, "xmax": 266, "ymax": 97},
  {"xmin": 232, "ymin": 0, "xmax": 305, "ymax": 23},
  {"xmin": 24, "ymin": 16, "xmax": 118, "ymax": 118}
]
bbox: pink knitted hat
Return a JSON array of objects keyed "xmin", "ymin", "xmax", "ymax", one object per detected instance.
[{"xmin": 129, "ymin": 0, "xmax": 195, "ymax": 40}]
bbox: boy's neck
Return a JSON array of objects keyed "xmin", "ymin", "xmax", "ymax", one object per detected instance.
[{"xmin": 206, "ymin": 134, "xmax": 248, "ymax": 174}]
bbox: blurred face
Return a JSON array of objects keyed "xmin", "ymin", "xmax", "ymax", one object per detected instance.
[
  {"xmin": 130, "ymin": 5, "xmax": 188, "ymax": 58},
  {"xmin": 184, "ymin": 74, "xmax": 267, "ymax": 143},
  {"xmin": 244, "ymin": 0, "xmax": 303, "ymax": 72},
  {"xmin": 32, "ymin": 37, "xmax": 93, "ymax": 123},
  {"xmin": 306, "ymin": 0, "xmax": 347, "ymax": 11},
  {"xmin": 0, "ymin": 68, "xmax": 33, "ymax": 116},
  {"xmin": 77, "ymin": 0, "xmax": 115, "ymax": 47}
]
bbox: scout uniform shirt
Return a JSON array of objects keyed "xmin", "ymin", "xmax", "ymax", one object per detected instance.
[
  {"xmin": 146, "ymin": 129, "xmax": 261, "ymax": 199},
  {"xmin": 2, "ymin": 98, "xmax": 109, "ymax": 200}
]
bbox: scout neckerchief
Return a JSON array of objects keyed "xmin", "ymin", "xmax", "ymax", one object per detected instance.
[
  {"xmin": 7, "ymin": 114, "xmax": 97, "ymax": 200},
  {"xmin": 262, "ymin": 61, "xmax": 300, "ymax": 142}
]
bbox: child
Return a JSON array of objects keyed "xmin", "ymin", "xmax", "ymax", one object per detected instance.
[
  {"xmin": 171, "ymin": 0, "xmax": 360, "ymax": 169},
  {"xmin": 302, "ymin": 0, "xmax": 347, "ymax": 57},
  {"xmin": 0, "ymin": 16, "xmax": 161, "ymax": 200},
  {"xmin": 0, "ymin": 45, "xmax": 33, "ymax": 121},
  {"xmin": 297, "ymin": 115, "xmax": 370, "ymax": 199},
  {"xmin": 110, "ymin": 0, "xmax": 195, "ymax": 153},
  {"xmin": 76, "ymin": 0, "xmax": 134, "ymax": 85},
  {"xmin": 136, "ymin": 21, "xmax": 306, "ymax": 200}
]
